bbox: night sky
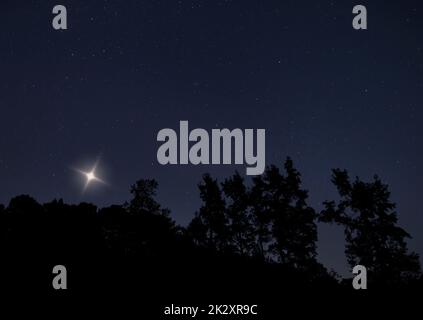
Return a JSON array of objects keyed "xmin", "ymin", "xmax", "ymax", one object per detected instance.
[{"xmin": 1, "ymin": 0, "xmax": 422, "ymax": 275}]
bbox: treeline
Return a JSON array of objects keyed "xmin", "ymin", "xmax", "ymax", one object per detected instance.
[
  {"xmin": 187, "ymin": 158, "xmax": 421, "ymax": 287},
  {"xmin": 0, "ymin": 158, "xmax": 421, "ymax": 290}
]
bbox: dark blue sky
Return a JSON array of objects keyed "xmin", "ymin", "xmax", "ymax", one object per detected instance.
[{"xmin": 1, "ymin": 0, "xmax": 422, "ymax": 275}]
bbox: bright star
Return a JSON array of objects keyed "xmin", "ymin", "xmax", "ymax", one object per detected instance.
[
  {"xmin": 84, "ymin": 169, "xmax": 99, "ymax": 184},
  {"xmin": 73, "ymin": 159, "xmax": 107, "ymax": 192}
]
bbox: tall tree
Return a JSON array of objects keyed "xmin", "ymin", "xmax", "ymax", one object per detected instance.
[
  {"xmin": 191, "ymin": 174, "xmax": 229, "ymax": 251},
  {"xmin": 250, "ymin": 175, "xmax": 272, "ymax": 260},
  {"xmin": 222, "ymin": 172, "xmax": 255, "ymax": 256},
  {"xmin": 248, "ymin": 158, "xmax": 319, "ymax": 269},
  {"xmin": 187, "ymin": 213, "xmax": 209, "ymax": 247},
  {"xmin": 321, "ymin": 169, "xmax": 421, "ymax": 286},
  {"xmin": 127, "ymin": 179, "xmax": 170, "ymax": 217},
  {"xmin": 261, "ymin": 159, "xmax": 318, "ymax": 268},
  {"xmin": 125, "ymin": 179, "xmax": 177, "ymax": 257}
]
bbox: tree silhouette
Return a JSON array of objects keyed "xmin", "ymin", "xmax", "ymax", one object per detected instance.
[
  {"xmin": 127, "ymin": 179, "xmax": 170, "ymax": 217},
  {"xmin": 250, "ymin": 174, "xmax": 272, "ymax": 260},
  {"xmin": 320, "ymin": 169, "xmax": 421, "ymax": 286},
  {"xmin": 0, "ymin": 162, "xmax": 421, "ymax": 293},
  {"xmin": 98, "ymin": 204, "xmax": 128, "ymax": 254},
  {"xmin": 222, "ymin": 172, "xmax": 255, "ymax": 256},
  {"xmin": 189, "ymin": 159, "xmax": 322, "ymax": 274},
  {"xmin": 187, "ymin": 213, "xmax": 208, "ymax": 248},
  {"xmin": 253, "ymin": 159, "xmax": 319, "ymax": 270},
  {"xmin": 5, "ymin": 195, "xmax": 44, "ymax": 252},
  {"xmin": 188, "ymin": 174, "xmax": 229, "ymax": 252},
  {"xmin": 0, "ymin": 203, "xmax": 5, "ymax": 236},
  {"xmin": 124, "ymin": 178, "xmax": 178, "ymax": 257}
]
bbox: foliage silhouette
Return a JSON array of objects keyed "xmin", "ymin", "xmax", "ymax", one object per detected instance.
[
  {"xmin": 320, "ymin": 169, "xmax": 421, "ymax": 287},
  {"xmin": 222, "ymin": 172, "xmax": 256, "ymax": 256},
  {"xmin": 0, "ymin": 161, "xmax": 421, "ymax": 296},
  {"xmin": 187, "ymin": 174, "xmax": 229, "ymax": 251},
  {"xmin": 188, "ymin": 159, "xmax": 323, "ymax": 275},
  {"xmin": 255, "ymin": 159, "xmax": 318, "ymax": 269}
]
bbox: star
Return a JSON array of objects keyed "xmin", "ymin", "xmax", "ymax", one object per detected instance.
[
  {"xmin": 84, "ymin": 170, "xmax": 98, "ymax": 184},
  {"xmin": 73, "ymin": 159, "xmax": 107, "ymax": 192}
]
